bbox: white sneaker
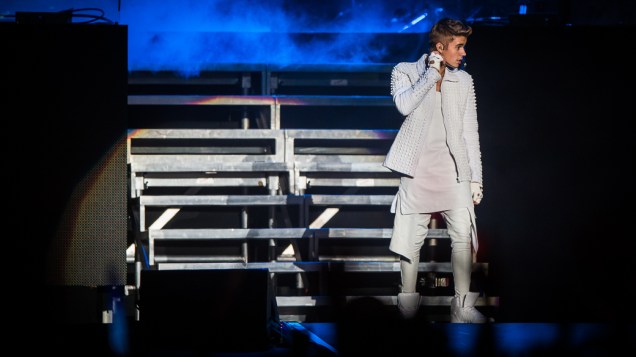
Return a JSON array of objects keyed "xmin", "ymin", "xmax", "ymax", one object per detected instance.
[
  {"xmin": 450, "ymin": 292, "xmax": 487, "ymax": 323},
  {"xmin": 397, "ymin": 292, "xmax": 420, "ymax": 319}
]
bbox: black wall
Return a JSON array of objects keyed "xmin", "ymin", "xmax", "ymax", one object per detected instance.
[
  {"xmin": 467, "ymin": 24, "xmax": 635, "ymax": 322},
  {"xmin": 2, "ymin": 23, "xmax": 128, "ymax": 326}
]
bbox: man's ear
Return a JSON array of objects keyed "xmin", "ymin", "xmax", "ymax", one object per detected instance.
[{"xmin": 436, "ymin": 43, "xmax": 444, "ymax": 52}]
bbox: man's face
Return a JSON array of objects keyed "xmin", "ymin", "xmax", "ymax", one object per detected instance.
[{"xmin": 439, "ymin": 36, "xmax": 468, "ymax": 69}]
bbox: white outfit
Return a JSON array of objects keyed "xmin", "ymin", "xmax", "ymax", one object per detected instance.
[
  {"xmin": 389, "ymin": 91, "xmax": 475, "ymax": 298},
  {"xmin": 383, "ymin": 53, "xmax": 482, "ymax": 185},
  {"xmin": 397, "ymin": 92, "xmax": 472, "ymax": 214},
  {"xmin": 387, "ymin": 43, "xmax": 487, "ymax": 322}
]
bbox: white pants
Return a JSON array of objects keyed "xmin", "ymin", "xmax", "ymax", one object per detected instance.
[{"xmin": 390, "ymin": 207, "xmax": 474, "ymax": 297}]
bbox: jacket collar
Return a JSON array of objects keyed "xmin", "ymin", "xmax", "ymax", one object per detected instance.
[{"xmin": 443, "ymin": 67, "xmax": 460, "ymax": 82}]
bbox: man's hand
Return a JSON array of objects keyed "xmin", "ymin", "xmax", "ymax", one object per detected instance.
[
  {"xmin": 428, "ymin": 52, "xmax": 444, "ymax": 73},
  {"xmin": 417, "ymin": 52, "xmax": 429, "ymax": 74},
  {"xmin": 471, "ymin": 182, "xmax": 483, "ymax": 205}
]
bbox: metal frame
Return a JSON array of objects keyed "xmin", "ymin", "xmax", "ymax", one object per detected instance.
[{"xmin": 127, "ymin": 95, "xmax": 499, "ymax": 321}]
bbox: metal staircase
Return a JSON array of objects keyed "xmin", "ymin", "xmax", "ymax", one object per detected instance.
[{"xmin": 127, "ymin": 65, "xmax": 498, "ymax": 322}]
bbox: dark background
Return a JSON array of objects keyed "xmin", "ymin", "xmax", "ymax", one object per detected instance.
[
  {"xmin": 468, "ymin": 24, "xmax": 635, "ymax": 322},
  {"xmin": 2, "ymin": 21, "xmax": 634, "ymax": 326},
  {"xmin": 2, "ymin": 23, "xmax": 128, "ymax": 326}
]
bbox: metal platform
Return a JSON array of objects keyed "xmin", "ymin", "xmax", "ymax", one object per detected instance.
[{"xmin": 127, "ymin": 66, "xmax": 499, "ymax": 323}]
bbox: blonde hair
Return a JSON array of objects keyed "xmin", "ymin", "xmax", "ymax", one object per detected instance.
[{"xmin": 429, "ymin": 18, "xmax": 472, "ymax": 52}]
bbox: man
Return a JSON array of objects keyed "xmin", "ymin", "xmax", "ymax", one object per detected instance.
[{"xmin": 384, "ymin": 18, "xmax": 486, "ymax": 323}]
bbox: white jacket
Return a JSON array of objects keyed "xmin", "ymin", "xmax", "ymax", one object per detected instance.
[{"xmin": 383, "ymin": 53, "xmax": 483, "ymax": 186}]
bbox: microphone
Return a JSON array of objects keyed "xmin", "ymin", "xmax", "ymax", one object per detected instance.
[{"xmin": 446, "ymin": 58, "xmax": 467, "ymax": 70}]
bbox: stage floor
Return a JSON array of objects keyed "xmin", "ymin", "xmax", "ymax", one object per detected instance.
[
  {"xmin": 35, "ymin": 319, "xmax": 636, "ymax": 356},
  {"xmin": 277, "ymin": 322, "xmax": 636, "ymax": 357}
]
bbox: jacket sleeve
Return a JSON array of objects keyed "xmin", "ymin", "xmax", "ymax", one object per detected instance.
[
  {"xmin": 391, "ymin": 53, "xmax": 441, "ymax": 116},
  {"xmin": 461, "ymin": 76, "xmax": 483, "ymax": 185}
]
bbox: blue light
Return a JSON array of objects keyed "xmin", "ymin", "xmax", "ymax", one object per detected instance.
[
  {"xmin": 401, "ymin": 12, "xmax": 427, "ymax": 31},
  {"xmin": 495, "ymin": 323, "xmax": 560, "ymax": 355},
  {"xmin": 445, "ymin": 324, "xmax": 482, "ymax": 355},
  {"xmin": 519, "ymin": 4, "xmax": 527, "ymax": 15}
]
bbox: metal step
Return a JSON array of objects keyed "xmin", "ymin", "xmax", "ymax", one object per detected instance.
[
  {"xmin": 140, "ymin": 194, "xmax": 305, "ymax": 206},
  {"xmin": 154, "ymin": 261, "xmax": 487, "ymax": 274}
]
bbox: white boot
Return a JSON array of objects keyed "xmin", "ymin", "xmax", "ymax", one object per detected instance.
[
  {"xmin": 397, "ymin": 292, "xmax": 420, "ymax": 319},
  {"xmin": 450, "ymin": 292, "xmax": 487, "ymax": 323}
]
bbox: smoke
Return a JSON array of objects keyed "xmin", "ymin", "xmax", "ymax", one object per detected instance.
[
  {"xmin": 1, "ymin": 0, "xmax": 468, "ymax": 75},
  {"xmin": 120, "ymin": 0, "xmax": 457, "ymax": 74}
]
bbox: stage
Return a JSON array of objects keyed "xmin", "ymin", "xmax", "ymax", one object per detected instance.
[
  {"xmin": 3, "ymin": 5, "xmax": 636, "ymax": 356},
  {"xmin": 35, "ymin": 318, "xmax": 636, "ymax": 356}
]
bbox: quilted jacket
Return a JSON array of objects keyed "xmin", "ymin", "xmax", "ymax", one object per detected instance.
[{"xmin": 383, "ymin": 53, "xmax": 483, "ymax": 186}]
